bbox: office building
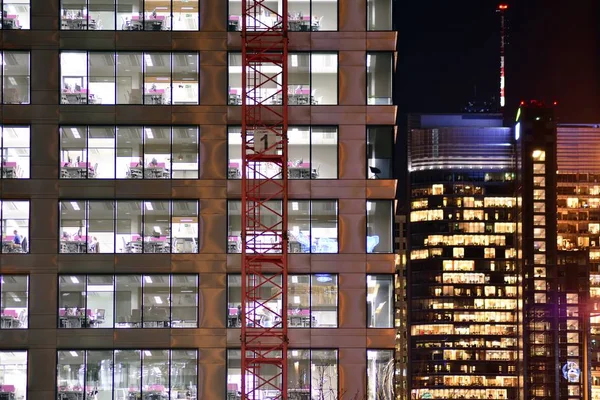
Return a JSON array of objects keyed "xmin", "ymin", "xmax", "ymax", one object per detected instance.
[
  {"xmin": 0, "ymin": 0, "xmax": 398, "ymax": 399},
  {"xmin": 406, "ymin": 114, "xmax": 519, "ymax": 400}
]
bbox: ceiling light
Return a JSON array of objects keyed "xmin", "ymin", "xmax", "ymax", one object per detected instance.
[
  {"xmin": 70, "ymin": 351, "xmax": 79, "ymax": 357},
  {"xmin": 70, "ymin": 202, "xmax": 80, "ymax": 211},
  {"xmin": 70, "ymin": 128, "xmax": 80, "ymax": 139},
  {"xmin": 145, "ymin": 128, "xmax": 153, "ymax": 139},
  {"xmin": 293, "ymin": 296, "xmax": 300, "ymax": 304},
  {"xmin": 144, "ymin": 350, "xmax": 152, "ymax": 357},
  {"xmin": 292, "ymin": 202, "xmax": 298, "ymax": 211},
  {"xmin": 154, "ymin": 296, "xmax": 163, "ymax": 304},
  {"xmin": 70, "ymin": 276, "xmax": 79, "ymax": 284},
  {"xmin": 144, "ymin": 54, "xmax": 153, "ymax": 67},
  {"xmin": 8, "ymin": 77, "xmax": 16, "ymax": 86},
  {"xmin": 145, "ymin": 202, "xmax": 153, "ymax": 211},
  {"xmin": 153, "ymin": 226, "xmax": 161, "ymax": 233},
  {"xmin": 87, "ymin": 285, "xmax": 114, "ymax": 292},
  {"xmin": 144, "ymin": 276, "xmax": 153, "ymax": 284}
]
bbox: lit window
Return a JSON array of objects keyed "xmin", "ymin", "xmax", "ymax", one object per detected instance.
[
  {"xmin": 0, "ymin": 351, "xmax": 27, "ymax": 396},
  {"xmin": 367, "ymin": 275, "xmax": 394, "ymax": 328},
  {"xmin": 0, "ymin": 126, "xmax": 29, "ymax": 178},
  {"xmin": 366, "ymin": 350, "xmax": 394, "ymax": 400},
  {"xmin": 2, "ymin": 51, "xmax": 30, "ymax": 104},
  {"xmin": 367, "ymin": 0, "xmax": 392, "ymax": 30},
  {"xmin": 0, "ymin": 275, "xmax": 28, "ymax": 328},
  {"xmin": 367, "ymin": 53, "xmax": 393, "ymax": 105},
  {"xmin": 532, "ymin": 149, "xmax": 545, "ymax": 161},
  {"xmin": 367, "ymin": 200, "xmax": 394, "ymax": 253}
]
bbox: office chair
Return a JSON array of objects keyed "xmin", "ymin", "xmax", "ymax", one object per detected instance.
[{"xmin": 369, "ymin": 166, "xmax": 381, "ymax": 179}]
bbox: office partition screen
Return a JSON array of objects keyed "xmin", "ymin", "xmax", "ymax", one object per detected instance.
[
  {"xmin": 60, "ymin": 126, "xmax": 199, "ymax": 179},
  {"xmin": 60, "ymin": 52, "xmax": 199, "ymax": 105},
  {"xmin": 227, "ymin": 349, "xmax": 338, "ymax": 399},
  {"xmin": 227, "ymin": 273, "xmax": 338, "ymax": 328},
  {"xmin": 0, "ymin": 351, "xmax": 27, "ymax": 398},
  {"xmin": 58, "ymin": 274, "xmax": 198, "ymax": 328},
  {"xmin": 59, "ymin": 200, "xmax": 199, "ymax": 254},
  {"xmin": 1, "ymin": 51, "xmax": 29, "ymax": 104},
  {"xmin": 60, "ymin": 0, "xmax": 198, "ymax": 30},
  {"xmin": 0, "ymin": 275, "xmax": 28, "ymax": 329},
  {"xmin": 57, "ymin": 349, "xmax": 198, "ymax": 399},
  {"xmin": 228, "ymin": 52, "xmax": 338, "ymax": 105},
  {"xmin": 228, "ymin": 200, "xmax": 338, "ymax": 254},
  {"xmin": 228, "ymin": 126, "xmax": 337, "ymax": 180}
]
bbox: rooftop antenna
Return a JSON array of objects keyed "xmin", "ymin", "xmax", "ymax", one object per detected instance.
[{"xmin": 497, "ymin": 3, "xmax": 508, "ymax": 109}]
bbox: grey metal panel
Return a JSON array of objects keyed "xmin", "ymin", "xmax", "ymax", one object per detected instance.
[
  {"xmin": 171, "ymin": 329, "xmax": 227, "ymax": 347},
  {"xmin": 114, "ymin": 254, "xmax": 172, "ymax": 271},
  {"xmin": 56, "ymin": 329, "xmax": 115, "ymax": 348},
  {"xmin": 60, "ymin": 32, "xmax": 118, "ymax": 50},
  {"xmin": 59, "ymin": 107, "xmax": 117, "ymax": 125},
  {"xmin": 113, "ymin": 329, "xmax": 171, "ymax": 347}
]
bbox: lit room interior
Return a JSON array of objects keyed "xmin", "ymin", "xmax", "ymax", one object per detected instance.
[
  {"xmin": 1, "ymin": 126, "xmax": 29, "ymax": 179},
  {"xmin": 366, "ymin": 275, "xmax": 393, "ymax": 328},
  {"xmin": 57, "ymin": 349, "xmax": 198, "ymax": 399},
  {"xmin": 227, "ymin": 274, "xmax": 337, "ymax": 328},
  {"xmin": 228, "ymin": 53, "xmax": 337, "ymax": 106},
  {"xmin": 0, "ymin": 275, "xmax": 28, "ymax": 329},
  {"xmin": 0, "ymin": 201, "xmax": 29, "ymax": 253},
  {"xmin": 227, "ymin": 349, "xmax": 338, "ymax": 399},
  {"xmin": 367, "ymin": 200, "xmax": 393, "ymax": 253},
  {"xmin": 60, "ymin": 126, "xmax": 199, "ymax": 179},
  {"xmin": 228, "ymin": 0, "xmax": 337, "ymax": 31},
  {"xmin": 228, "ymin": 200, "xmax": 338, "ymax": 254},
  {"xmin": 58, "ymin": 274, "xmax": 198, "ymax": 328},
  {"xmin": 0, "ymin": 351, "xmax": 27, "ymax": 399},
  {"xmin": 2, "ymin": 51, "xmax": 30, "ymax": 104},
  {"xmin": 228, "ymin": 126, "xmax": 337, "ymax": 180},
  {"xmin": 60, "ymin": 0, "xmax": 199, "ymax": 30},
  {"xmin": 59, "ymin": 200, "xmax": 199, "ymax": 254},
  {"xmin": 60, "ymin": 52, "xmax": 198, "ymax": 105},
  {"xmin": 2, "ymin": 0, "xmax": 29, "ymax": 29}
]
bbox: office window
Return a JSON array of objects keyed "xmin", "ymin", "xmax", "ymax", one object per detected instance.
[
  {"xmin": 61, "ymin": 0, "xmax": 198, "ymax": 30},
  {"xmin": 366, "ymin": 349, "xmax": 394, "ymax": 400},
  {"xmin": 0, "ymin": 351, "xmax": 27, "ymax": 398},
  {"xmin": 228, "ymin": 52, "xmax": 338, "ymax": 105},
  {"xmin": 367, "ymin": 200, "xmax": 393, "ymax": 253},
  {"xmin": 0, "ymin": 200, "xmax": 29, "ymax": 253},
  {"xmin": 57, "ymin": 349, "xmax": 198, "ymax": 398},
  {"xmin": 228, "ymin": 274, "xmax": 337, "ymax": 328},
  {"xmin": 60, "ymin": 52, "xmax": 199, "ymax": 105},
  {"xmin": 2, "ymin": 51, "xmax": 30, "ymax": 104},
  {"xmin": 58, "ymin": 274, "xmax": 198, "ymax": 328},
  {"xmin": 0, "ymin": 126, "xmax": 29, "ymax": 179},
  {"xmin": 367, "ymin": 275, "xmax": 394, "ymax": 328},
  {"xmin": 228, "ymin": 0, "xmax": 337, "ymax": 31},
  {"xmin": 367, "ymin": 53, "xmax": 393, "ymax": 105},
  {"xmin": 0, "ymin": 275, "xmax": 28, "ymax": 328},
  {"xmin": 228, "ymin": 200, "xmax": 338, "ymax": 254},
  {"xmin": 367, "ymin": 0, "xmax": 392, "ymax": 30},
  {"xmin": 59, "ymin": 200, "xmax": 198, "ymax": 253},
  {"xmin": 228, "ymin": 349, "xmax": 338, "ymax": 399},
  {"xmin": 2, "ymin": 0, "xmax": 29, "ymax": 29},
  {"xmin": 367, "ymin": 126, "xmax": 394, "ymax": 179},
  {"xmin": 228, "ymin": 126, "xmax": 337, "ymax": 180}
]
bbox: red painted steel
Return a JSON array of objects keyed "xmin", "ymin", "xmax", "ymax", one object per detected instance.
[{"xmin": 240, "ymin": 0, "xmax": 289, "ymax": 398}]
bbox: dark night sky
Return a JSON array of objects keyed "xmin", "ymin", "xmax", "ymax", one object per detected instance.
[{"xmin": 395, "ymin": 0, "xmax": 600, "ymax": 123}]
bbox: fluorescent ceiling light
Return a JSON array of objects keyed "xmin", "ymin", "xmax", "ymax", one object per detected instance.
[
  {"xmin": 182, "ymin": 7, "xmax": 194, "ymax": 10},
  {"xmin": 10, "ymin": 294, "xmax": 20, "ymax": 302},
  {"xmin": 153, "ymin": 226, "xmax": 161, "ymax": 233},
  {"xmin": 145, "ymin": 202, "xmax": 153, "ymax": 211},
  {"xmin": 87, "ymin": 285, "xmax": 114, "ymax": 292},
  {"xmin": 70, "ymin": 276, "xmax": 79, "ymax": 284},
  {"xmin": 144, "ymin": 350, "xmax": 152, "ymax": 357},
  {"xmin": 70, "ymin": 202, "xmax": 80, "ymax": 211},
  {"xmin": 154, "ymin": 296, "xmax": 163, "ymax": 304},
  {"xmin": 291, "ymin": 276, "xmax": 298, "ymax": 283},
  {"xmin": 70, "ymin": 351, "xmax": 79, "ymax": 357},
  {"xmin": 8, "ymin": 77, "xmax": 16, "ymax": 86},
  {"xmin": 293, "ymin": 296, "xmax": 300, "ymax": 304},
  {"xmin": 291, "ymin": 55, "xmax": 298, "ymax": 67},
  {"xmin": 292, "ymin": 202, "xmax": 298, "ymax": 211},
  {"xmin": 70, "ymin": 128, "xmax": 80, "ymax": 139},
  {"xmin": 144, "ymin": 276, "xmax": 153, "ymax": 284},
  {"xmin": 145, "ymin": 128, "xmax": 153, "ymax": 139},
  {"xmin": 144, "ymin": 54, "xmax": 153, "ymax": 67}
]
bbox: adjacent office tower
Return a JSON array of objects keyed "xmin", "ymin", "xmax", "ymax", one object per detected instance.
[
  {"xmin": 407, "ymin": 114, "xmax": 519, "ymax": 400},
  {"xmin": 0, "ymin": 0, "xmax": 397, "ymax": 398}
]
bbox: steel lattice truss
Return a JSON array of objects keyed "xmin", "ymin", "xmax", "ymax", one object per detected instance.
[{"xmin": 241, "ymin": 0, "xmax": 289, "ymax": 398}]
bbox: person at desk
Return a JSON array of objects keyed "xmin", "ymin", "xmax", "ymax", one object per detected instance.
[
  {"xmin": 11, "ymin": 230, "xmax": 21, "ymax": 249},
  {"xmin": 149, "ymin": 157, "xmax": 158, "ymax": 167},
  {"xmin": 237, "ymin": 304, "xmax": 242, "ymax": 327},
  {"xmin": 89, "ymin": 236, "xmax": 99, "ymax": 253}
]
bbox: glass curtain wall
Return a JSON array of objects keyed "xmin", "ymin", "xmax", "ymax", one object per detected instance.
[
  {"xmin": 60, "ymin": 52, "xmax": 198, "ymax": 105},
  {"xmin": 60, "ymin": 0, "xmax": 199, "ymax": 30},
  {"xmin": 59, "ymin": 200, "xmax": 198, "ymax": 254},
  {"xmin": 57, "ymin": 349, "xmax": 198, "ymax": 399},
  {"xmin": 60, "ymin": 126, "xmax": 199, "ymax": 179},
  {"xmin": 0, "ymin": 275, "xmax": 28, "ymax": 328}
]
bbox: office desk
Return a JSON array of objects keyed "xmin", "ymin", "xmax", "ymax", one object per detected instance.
[
  {"xmin": 61, "ymin": 240, "xmax": 88, "ymax": 253},
  {"xmin": 228, "ymin": 240, "xmax": 240, "ymax": 253},
  {"xmin": 59, "ymin": 315, "xmax": 88, "ymax": 328},
  {"xmin": 0, "ymin": 315, "xmax": 18, "ymax": 329},
  {"xmin": 2, "ymin": 241, "xmax": 23, "ymax": 253},
  {"xmin": 288, "ymin": 167, "xmax": 312, "ymax": 179},
  {"xmin": 57, "ymin": 391, "xmax": 84, "ymax": 400},
  {"xmin": 2, "ymin": 165, "xmax": 20, "ymax": 178},
  {"xmin": 228, "ymin": 167, "xmax": 240, "ymax": 179},
  {"xmin": 126, "ymin": 241, "xmax": 143, "ymax": 253},
  {"xmin": 62, "ymin": 92, "xmax": 88, "ymax": 104},
  {"xmin": 288, "ymin": 19, "xmax": 310, "ymax": 31},
  {"xmin": 2, "ymin": 15, "xmax": 20, "ymax": 29},
  {"xmin": 144, "ymin": 93, "xmax": 165, "ymax": 105},
  {"xmin": 145, "ymin": 166, "xmax": 169, "ymax": 179},
  {"xmin": 61, "ymin": 17, "xmax": 96, "ymax": 30},
  {"xmin": 144, "ymin": 241, "xmax": 168, "ymax": 253},
  {"xmin": 128, "ymin": 391, "xmax": 168, "ymax": 400}
]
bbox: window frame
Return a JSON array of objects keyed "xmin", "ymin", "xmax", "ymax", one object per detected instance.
[
  {"xmin": 366, "ymin": 348, "xmax": 395, "ymax": 399},
  {"xmin": 226, "ymin": 273, "xmax": 339, "ymax": 329},
  {"xmin": 0, "ymin": 199, "xmax": 30, "ymax": 254},
  {"xmin": 59, "ymin": 125, "xmax": 200, "ymax": 179},
  {"xmin": 366, "ymin": 274, "xmax": 395, "ymax": 328},
  {"xmin": 227, "ymin": 51, "xmax": 339, "ymax": 106},
  {"xmin": 56, "ymin": 349, "xmax": 199, "ymax": 398},
  {"xmin": 366, "ymin": 125, "xmax": 395, "ymax": 180},
  {"xmin": 227, "ymin": 199, "xmax": 340, "ymax": 254},
  {"xmin": 59, "ymin": 0, "xmax": 200, "ymax": 31},
  {"xmin": 365, "ymin": 51, "xmax": 394, "ymax": 106},
  {"xmin": 366, "ymin": 0, "xmax": 393, "ymax": 31},
  {"xmin": 0, "ymin": 349, "xmax": 28, "ymax": 398},
  {"xmin": 1, "ymin": 50, "xmax": 31, "ymax": 105},
  {"xmin": 0, "ymin": 125, "xmax": 30, "ymax": 179},
  {"xmin": 58, "ymin": 199, "xmax": 200, "ymax": 254},
  {"xmin": 57, "ymin": 273, "xmax": 200, "ymax": 329},
  {"xmin": 59, "ymin": 51, "xmax": 200, "ymax": 105},
  {"xmin": 226, "ymin": 125, "xmax": 339, "ymax": 180},
  {"xmin": 0, "ymin": 274, "xmax": 29, "ymax": 329},
  {"xmin": 366, "ymin": 199, "xmax": 394, "ymax": 254}
]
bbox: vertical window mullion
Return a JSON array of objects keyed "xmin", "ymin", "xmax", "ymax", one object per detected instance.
[
  {"xmin": 170, "ymin": 53, "xmax": 173, "ymax": 105},
  {"xmin": 142, "ymin": 125, "xmax": 146, "ymax": 179},
  {"xmin": 309, "ymin": 127, "xmax": 313, "ymax": 180},
  {"xmin": 83, "ymin": 351, "xmax": 87, "ymax": 397},
  {"xmin": 141, "ymin": 273, "xmax": 145, "ymax": 327},
  {"xmin": 142, "ymin": 52, "xmax": 146, "ymax": 104},
  {"xmin": 141, "ymin": 200, "xmax": 146, "ymax": 252},
  {"xmin": 170, "ymin": 126, "xmax": 173, "ymax": 178},
  {"xmin": 1, "ymin": 50, "xmax": 4, "ymax": 104},
  {"xmin": 113, "ymin": 126, "xmax": 117, "ymax": 179},
  {"xmin": 1, "ymin": 125, "xmax": 4, "ymax": 179},
  {"xmin": 309, "ymin": 200, "xmax": 312, "ymax": 254},
  {"xmin": 169, "ymin": 201, "xmax": 173, "ymax": 254},
  {"xmin": 169, "ymin": 275, "xmax": 173, "ymax": 326},
  {"xmin": 309, "ymin": 274, "xmax": 313, "ymax": 328},
  {"xmin": 86, "ymin": 52, "xmax": 89, "ymax": 104},
  {"xmin": 112, "ymin": 200, "xmax": 116, "ymax": 256}
]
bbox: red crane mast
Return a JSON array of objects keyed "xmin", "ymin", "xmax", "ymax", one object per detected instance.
[{"xmin": 240, "ymin": 0, "xmax": 289, "ymax": 398}]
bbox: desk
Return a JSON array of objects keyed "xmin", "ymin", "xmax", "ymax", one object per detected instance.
[
  {"xmin": 228, "ymin": 94, "xmax": 242, "ymax": 105},
  {"xmin": 288, "ymin": 389, "xmax": 310, "ymax": 400},
  {"xmin": 62, "ymin": 92, "xmax": 88, "ymax": 104},
  {"xmin": 61, "ymin": 240, "xmax": 88, "ymax": 253},
  {"xmin": 228, "ymin": 167, "xmax": 240, "ymax": 179},
  {"xmin": 144, "ymin": 240, "xmax": 168, "ymax": 253},
  {"xmin": 0, "ymin": 315, "xmax": 18, "ymax": 329},
  {"xmin": 2, "ymin": 240, "xmax": 23, "ymax": 253},
  {"xmin": 57, "ymin": 391, "xmax": 84, "ymax": 400},
  {"xmin": 128, "ymin": 391, "xmax": 168, "ymax": 400},
  {"xmin": 61, "ymin": 17, "xmax": 96, "ymax": 30},
  {"xmin": 288, "ymin": 167, "xmax": 312, "ymax": 179},
  {"xmin": 2, "ymin": 163, "xmax": 21, "ymax": 178},
  {"xmin": 144, "ymin": 93, "xmax": 165, "ymax": 105},
  {"xmin": 2, "ymin": 14, "xmax": 20, "ymax": 30},
  {"xmin": 59, "ymin": 315, "xmax": 88, "ymax": 328},
  {"xmin": 228, "ymin": 239, "xmax": 240, "ymax": 253},
  {"xmin": 288, "ymin": 19, "xmax": 310, "ymax": 31},
  {"xmin": 228, "ymin": 16, "xmax": 240, "ymax": 31},
  {"xmin": 145, "ymin": 166, "xmax": 169, "ymax": 179}
]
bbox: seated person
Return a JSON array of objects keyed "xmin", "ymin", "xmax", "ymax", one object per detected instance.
[{"xmin": 12, "ymin": 230, "xmax": 21, "ymax": 247}]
